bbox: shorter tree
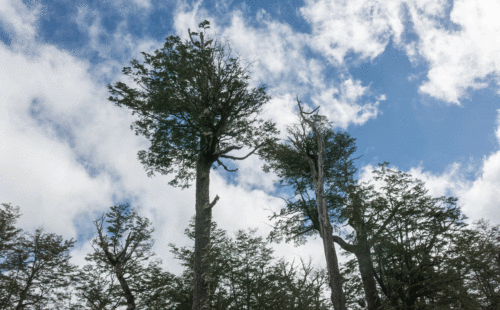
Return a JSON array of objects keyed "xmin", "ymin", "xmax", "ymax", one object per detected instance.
[
  {"xmin": 0, "ymin": 227, "xmax": 77, "ymax": 309},
  {"xmin": 0, "ymin": 203, "xmax": 22, "ymax": 259},
  {"xmin": 83, "ymin": 204, "xmax": 173, "ymax": 310},
  {"xmin": 0, "ymin": 203, "xmax": 22, "ymax": 306},
  {"xmin": 74, "ymin": 264, "xmax": 124, "ymax": 310},
  {"xmin": 454, "ymin": 220, "xmax": 500, "ymax": 309},
  {"xmin": 169, "ymin": 219, "xmax": 332, "ymax": 309},
  {"xmin": 366, "ymin": 164, "xmax": 468, "ymax": 309}
]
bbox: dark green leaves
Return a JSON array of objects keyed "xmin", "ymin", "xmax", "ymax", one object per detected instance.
[
  {"xmin": 108, "ymin": 23, "xmax": 277, "ymax": 188},
  {"xmin": 261, "ymin": 117, "xmax": 358, "ymax": 244}
]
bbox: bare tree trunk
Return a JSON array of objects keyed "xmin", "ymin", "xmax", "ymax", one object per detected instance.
[
  {"xmin": 192, "ymin": 156, "xmax": 218, "ymax": 310},
  {"xmin": 333, "ymin": 235, "xmax": 383, "ymax": 310},
  {"xmin": 356, "ymin": 246, "xmax": 382, "ymax": 310},
  {"xmin": 316, "ymin": 186, "xmax": 347, "ymax": 310},
  {"xmin": 298, "ymin": 100, "xmax": 346, "ymax": 310},
  {"xmin": 115, "ymin": 263, "xmax": 136, "ymax": 310}
]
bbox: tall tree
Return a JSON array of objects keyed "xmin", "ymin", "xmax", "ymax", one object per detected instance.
[
  {"xmin": 262, "ymin": 98, "xmax": 349, "ymax": 310},
  {"xmin": 0, "ymin": 227, "xmax": 77, "ymax": 309},
  {"xmin": 296, "ymin": 101, "xmax": 346, "ymax": 310},
  {"xmin": 107, "ymin": 20, "xmax": 277, "ymax": 310}
]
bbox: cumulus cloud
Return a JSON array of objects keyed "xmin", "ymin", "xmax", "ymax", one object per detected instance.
[
  {"xmin": 3, "ymin": 0, "xmax": 499, "ymax": 279},
  {"xmin": 0, "ymin": 0, "xmax": 40, "ymax": 46},
  {"xmin": 313, "ymin": 78, "xmax": 382, "ymax": 129},
  {"xmin": 409, "ymin": 0, "xmax": 500, "ymax": 104},
  {"xmin": 300, "ymin": 0, "xmax": 404, "ymax": 64},
  {"xmin": 358, "ymin": 132, "xmax": 500, "ymax": 226}
]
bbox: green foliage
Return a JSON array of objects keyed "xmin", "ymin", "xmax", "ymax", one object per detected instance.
[
  {"xmin": 0, "ymin": 227, "xmax": 77, "ymax": 309},
  {"xmin": 168, "ymin": 219, "xmax": 332, "ymax": 309},
  {"xmin": 78, "ymin": 204, "xmax": 177, "ymax": 309},
  {"xmin": 364, "ymin": 163, "xmax": 470, "ymax": 309},
  {"xmin": 339, "ymin": 255, "xmax": 366, "ymax": 310},
  {"xmin": 260, "ymin": 116, "xmax": 358, "ymax": 245},
  {"xmin": 0, "ymin": 203, "xmax": 22, "ymax": 258},
  {"xmin": 452, "ymin": 220, "xmax": 500, "ymax": 309},
  {"xmin": 108, "ymin": 20, "xmax": 278, "ymax": 188}
]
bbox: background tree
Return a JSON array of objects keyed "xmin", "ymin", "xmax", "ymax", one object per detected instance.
[
  {"xmin": 268, "ymin": 257, "xmax": 332, "ymax": 310},
  {"xmin": 74, "ymin": 263, "xmax": 124, "ymax": 310},
  {"xmin": 364, "ymin": 165, "xmax": 469, "ymax": 309},
  {"xmin": 0, "ymin": 203, "xmax": 22, "ymax": 259},
  {"xmin": 83, "ymin": 204, "xmax": 174, "ymax": 310},
  {"xmin": 453, "ymin": 220, "xmax": 500, "ymax": 309},
  {"xmin": 0, "ymin": 203, "xmax": 22, "ymax": 307},
  {"xmin": 261, "ymin": 99, "xmax": 357, "ymax": 309},
  {"xmin": 169, "ymin": 219, "xmax": 332, "ymax": 310},
  {"xmin": 0, "ymin": 227, "xmax": 77, "ymax": 310},
  {"xmin": 107, "ymin": 20, "xmax": 277, "ymax": 310}
]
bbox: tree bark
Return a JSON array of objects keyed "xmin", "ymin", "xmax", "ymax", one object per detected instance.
[
  {"xmin": 298, "ymin": 101, "xmax": 346, "ymax": 310},
  {"xmin": 115, "ymin": 262, "xmax": 136, "ymax": 310},
  {"xmin": 316, "ymin": 186, "xmax": 347, "ymax": 310},
  {"xmin": 333, "ymin": 232, "xmax": 383, "ymax": 310},
  {"xmin": 192, "ymin": 156, "xmax": 215, "ymax": 310},
  {"xmin": 355, "ymin": 246, "xmax": 382, "ymax": 310}
]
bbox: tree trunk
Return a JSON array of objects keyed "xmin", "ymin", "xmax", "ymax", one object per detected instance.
[
  {"xmin": 316, "ymin": 182, "xmax": 347, "ymax": 310},
  {"xmin": 192, "ymin": 156, "xmax": 213, "ymax": 310},
  {"xmin": 298, "ymin": 101, "xmax": 346, "ymax": 310},
  {"xmin": 15, "ymin": 276, "xmax": 32, "ymax": 310},
  {"xmin": 311, "ymin": 131, "xmax": 346, "ymax": 310},
  {"xmin": 115, "ymin": 262, "xmax": 136, "ymax": 310},
  {"xmin": 333, "ymin": 235, "xmax": 383, "ymax": 310},
  {"xmin": 355, "ymin": 246, "xmax": 382, "ymax": 310}
]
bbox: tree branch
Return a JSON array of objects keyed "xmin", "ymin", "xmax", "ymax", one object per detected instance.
[
  {"xmin": 203, "ymin": 195, "xmax": 220, "ymax": 211},
  {"xmin": 370, "ymin": 200, "xmax": 402, "ymax": 245},
  {"xmin": 216, "ymin": 158, "xmax": 238, "ymax": 172},
  {"xmin": 331, "ymin": 235, "xmax": 356, "ymax": 253},
  {"xmin": 215, "ymin": 145, "xmax": 243, "ymax": 156},
  {"xmin": 219, "ymin": 143, "xmax": 263, "ymax": 160}
]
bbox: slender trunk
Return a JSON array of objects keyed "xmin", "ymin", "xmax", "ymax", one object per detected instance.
[
  {"xmin": 192, "ymin": 156, "xmax": 213, "ymax": 310},
  {"xmin": 298, "ymin": 101, "xmax": 346, "ymax": 310},
  {"xmin": 355, "ymin": 246, "xmax": 383, "ymax": 310},
  {"xmin": 15, "ymin": 290, "xmax": 27, "ymax": 310},
  {"xmin": 15, "ymin": 275, "xmax": 33, "ymax": 310},
  {"xmin": 316, "ymin": 185, "xmax": 347, "ymax": 310},
  {"xmin": 333, "ymin": 235, "xmax": 383, "ymax": 310},
  {"xmin": 115, "ymin": 262, "xmax": 135, "ymax": 310}
]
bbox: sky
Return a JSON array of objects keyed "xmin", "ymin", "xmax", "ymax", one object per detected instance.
[{"xmin": 1, "ymin": 0, "xmax": 500, "ymax": 274}]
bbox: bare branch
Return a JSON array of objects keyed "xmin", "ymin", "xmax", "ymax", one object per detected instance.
[
  {"xmin": 215, "ymin": 145, "xmax": 243, "ymax": 156},
  {"xmin": 203, "ymin": 195, "xmax": 220, "ymax": 211},
  {"xmin": 331, "ymin": 235, "xmax": 356, "ymax": 253},
  {"xmin": 188, "ymin": 28, "xmax": 197, "ymax": 46},
  {"xmin": 216, "ymin": 158, "xmax": 238, "ymax": 172},
  {"xmin": 219, "ymin": 143, "xmax": 263, "ymax": 160}
]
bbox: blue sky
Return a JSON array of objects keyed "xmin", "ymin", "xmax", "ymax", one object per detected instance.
[{"xmin": 1, "ymin": 0, "xmax": 500, "ymax": 272}]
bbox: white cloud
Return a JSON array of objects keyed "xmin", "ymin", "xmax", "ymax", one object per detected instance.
[
  {"xmin": 301, "ymin": 0, "xmax": 404, "ymax": 64},
  {"xmin": 72, "ymin": 4, "xmax": 159, "ymax": 85},
  {"xmin": 301, "ymin": 0, "xmax": 500, "ymax": 105},
  {"xmin": 0, "ymin": 0, "xmax": 40, "ymax": 46},
  {"xmin": 409, "ymin": 0, "xmax": 500, "ymax": 104},
  {"xmin": 313, "ymin": 78, "xmax": 381, "ymax": 129},
  {"xmin": 3, "ymin": 0, "xmax": 499, "ymax": 282}
]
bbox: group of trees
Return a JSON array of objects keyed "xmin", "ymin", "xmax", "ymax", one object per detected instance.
[
  {"xmin": 0, "ymin": 202, "xmax": 333, "ymax": 309},
  {"xmin": 1, "ymin": 19, "xmax": 499, "ymax": 309}
]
